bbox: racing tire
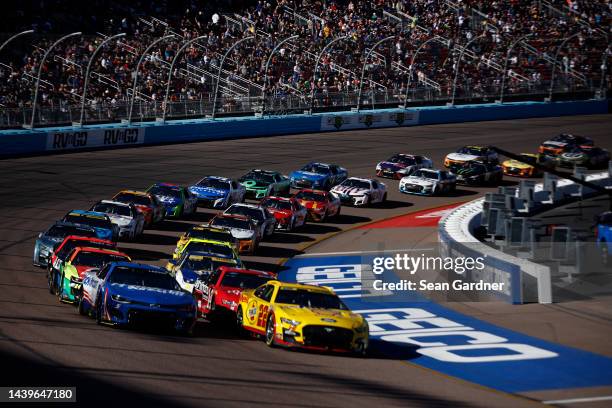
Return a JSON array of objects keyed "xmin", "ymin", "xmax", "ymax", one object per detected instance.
[
  {"xmin": 78, "ymin": 298, "xmax": 87, "ymax": 316},
  {"xmin": 265, "ymin": 314, "xmax": 276, "ymax": 347},
  {"xmin": 58, "ymin": 272, "xmax": 66, "ymax": 302},
  {"xmin": 381, "ymin": 193, "xmax": 387, "ymax": 203},
  {"xmin": 353, "ymin": 342, "xmax": 368, "ymax": 358},
  {"xmin": 320, "ymin": 210, "xmax": 327, "ymax": 222},
  {"xmin": 334, "ymin": 206, "xmax": 341, "ymax": 219},
  {"xmin": 95, "ymin": 298, "xmax": 103, "ymax": 325},
  {"xmin": 236, "ymin": 306, "xmax": 247, "ymax": 336},
  {"xmin": 47, "ymin": 271, "xmax": 55, "ymax": 295},
  {"xmin": 362, "ymin": 195, "xmax": 370, "ymax": 207},
  {"xmin": 602, "ymin": 242, "xmax": 610, "ymax": 266}
]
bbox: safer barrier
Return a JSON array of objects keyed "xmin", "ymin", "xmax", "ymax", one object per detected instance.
[
  {"xmin": 439, "ymin": 170, "xmax": 612, "ymax": 304},
  {"xmin": 0, "ymin": 99, "xmax": 608, "ymax": 158}
]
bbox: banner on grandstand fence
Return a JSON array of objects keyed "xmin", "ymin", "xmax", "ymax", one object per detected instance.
[
  {"xmin": 46, "ymin": 128, "xmax": 145, "ymax": 151},
  {"xmin": 320, "ymin": 110, "xmax": 420, "ymax": 131}
]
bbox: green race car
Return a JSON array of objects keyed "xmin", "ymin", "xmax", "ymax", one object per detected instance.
[{"xmin": 238, "ymin": 169, "xmax": 290, "ymax": 200}]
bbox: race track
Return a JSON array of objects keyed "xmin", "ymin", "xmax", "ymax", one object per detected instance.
[{"xmin": 1, "ymin": 114, "xmax": 611, "ymax": 407}]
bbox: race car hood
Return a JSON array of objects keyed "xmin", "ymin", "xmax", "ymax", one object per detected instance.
[
  {"xmin": 502, "ymin": 160, "xmax": 532, "ymax": 169},
  {"xmin": 107, "ymin": 214, "xmax": 133, "ymax": 226},
  {"xmin": 290, "ymin": 170, "xmax": 327, "ymax": 181},
  {"xmin": 267, "ymin": 208, "xmax": 292, "ymax": 220},
  {"xmin": 109, "ymin": 283, "xmax": 192, "ymax": 306},
  {"xmin": 446, "ymin": 153, "xmax": 479, "ymax": 162},
  {"xmin": 240, "ymin": 179, "xmax": 271, "ymax": 190},
  {"xmin": 38, "ymin": 235, "xmax": 64, "ymax": 248},
  {"xmin": 401, "ymin": 176, "xmax": 435, "ymax": 187},
  {"xmin": 75, "ymin": 265, "xmax": 99, "ymax": 279},
  {"xmin": 377, "ymin": 161, "xmax": 408, "ymax": 171},
  {"xmin": 227, "ymin": 227, "xmax": 255, "ymax": 240},
  {"xmin": 331, "ymin": 185, "xmax": 368, "ymax": 196},
  {"xmin": 559, "ymin": 152, "xmax": 587, "ymax": 161},
  {"xmin": 154, "ymin": 195, "xmax": 181, "ymax": 205},
  {"xmin": 297, "ymin": 200, "xmax": 324, "ymax": 210},
  {"xmin": 454, "ymin": 166, "xmax": 483, "ymax": 177},
  {"xmin": 277, "ymin": 305, "xmax": 364, "ymax": 327},
  {"xmin": 189, "ymin": 186, "xmax": 228, "ymax": 199},
  {"xmin": 541, "ymin": 140, "xmax": 568, "ymax": 148}
]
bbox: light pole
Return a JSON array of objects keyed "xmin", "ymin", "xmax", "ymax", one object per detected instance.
[
  {"xmin": 309, "ymin": 34, "xmax": 352, "ymax": 114},
  {"xmin": 402, "ymin": 35, "xmax": 445, "ymax": 109},
  {"xmin": 548, "ymin": 32, "xmax": 581, "ymax": 102},
  {"xmin": 77, "ymin": 33, "xmax": 126, "ymax": 127},
  {"xmin": 356, "ymin": 35, "xmax": 394, "ymax": 112},
  {"xmin": 498, "ymin": 33, "xmax": 533, "ymax": 104},
  {"xmin": 0, "ymin": 30, "xmax": 34, "ymax": 57},
  {"xmin": 450, "ymin": 33, "xmax": 486, "ymax": 106},
  {"xmin": 126, "ymin": 34, "xmax": 176, "ymax": 124},
  {"xmin": 211, "ymin": 36, "xmax": 255, "ymax": 119},
  {"xmin": 262, "ymin": 35, "xmax": 299, "ymax": 116},
  {"xmin": 159, "ymin": 35, "xmax": 207, "ymax": 123},
  {"xmin": 599, "ymin": 45, "xmax": 610, "ymax": 99},
  {"xmin": 27, "ymin": 31, "xmax": 81, "ymax": 129}
]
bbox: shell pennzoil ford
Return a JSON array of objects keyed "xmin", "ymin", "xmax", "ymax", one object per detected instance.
[{"xmin": 236, "ymin": 280, "xmax": 369, "ymax": 354}]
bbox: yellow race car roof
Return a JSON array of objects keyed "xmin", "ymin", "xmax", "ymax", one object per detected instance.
[{"xmin": 268, "ymin": 280, "xmax": 334, "ymax": 294}]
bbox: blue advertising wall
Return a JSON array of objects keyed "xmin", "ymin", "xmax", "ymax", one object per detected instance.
[{"xmin": 0, "ymin": 99, "xmax": 608, "ymax": 158}]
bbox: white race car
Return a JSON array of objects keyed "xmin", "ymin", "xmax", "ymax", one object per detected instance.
[
  {"xmin": 330, "ymin": 177, "xmax": 387, "ymax": 207},
  {"xmin": 224, "ymin": 203, "xmax": 276, "ymax": 238},
  {"xmin": 444, "ymin": 146, "xmax": 498, "ymax": 168},
  {"xmin": 399, "ymin": 169, "xmax": 456, "ymax": 196},
  {"xmin": 89, "ymin": 200, "xmax": 145, "ymax": 240}
]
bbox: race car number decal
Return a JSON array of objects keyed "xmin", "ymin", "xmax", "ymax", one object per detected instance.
[{"xmin": 256, "ymin": 305, "xmax": 269, "ymax": 327}]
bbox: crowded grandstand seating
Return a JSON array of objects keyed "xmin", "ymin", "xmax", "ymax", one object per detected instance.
[{"xmin": 0, "ymin": 0, "xmax": 609, "ymax": 126}]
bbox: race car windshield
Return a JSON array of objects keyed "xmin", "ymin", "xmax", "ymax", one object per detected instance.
[
  {"xmin": 92, "ymin": 203, "xmax": 131, "ymax": 217},
  {"xmin": 457, "ymin": 147, "xmax": 484, "ymax": 155},
  {"xmin": 597, "ymin": 213, "xmax": 612, "ymax": 226},
  {"xmin": 227, "ymin": 206, "xmax": 264, "ymax": 222},
  {"xmin": 212, "ymin": 217, "xmax": 252, "ymax": 230},
  {"xmin": 184, "ymin": 258, "xmax": 235, "ymax": 272},
  {"xmin": 184, "ymin": 242, "xmax": 234, "ymax": 258},
  {"xmin": 114, "ymin": 193, "xmax": 151, "ymax": 206},
  {"xmin": 340, "ymin": 179, "xmax": 370, "ymax": 189},
  {"xmin": 189, "ymin": 229, "xmax": 234, "ymax": 242},
  {"xmin": 73, "ymin": 252, "xmax": 128, "ymax": 268},
  {"xmin": 275, "ymin": 289, "xmax": 347, "ymax": 310},
  {"xmin": 109, "ymin": 267, "xmax": 180, "ymax": 290},
  {"xmin": 241, "ymin": 172, "xmax": 275, "ymax": 183},
  {"xmin": 295, "ymin": 191, "xmax": 326, "ymax": 202},
  {"xmin": 412, "ymin": 170, "xmax": 438, "ymax": 180},
  {"xmin": 221, "ymin": 272, "xmax": 271, "ymax": 289},
  {"xmin": 196, "ymin": 178, "xmax": 230, "ymax": 189},
  {"xmin": 47, "ymin": 225, "xmax": 96, "ymax": 239},
  {"xmin": 261, "ymin": 199, "xmax": 292, "ymax": 210},
  {"xmin": 388, "ymin": 155, "xmax": 415, "ymax": 165},
  {"xmin": 57, "ymin": 240, "xmax": 114, "ymax": 260},
  {"xmin": 149, "ymin": 186, "xmax": 181, "ymax": 198},
  {"xmin": 64, "ymin": 214, "xmax": 112, "ymax": 229},
  {"xmin": 301, "ymin": 163, "xmax": 331, "ymax": 174},
  {"xmin": 519, "ymin": 155, "xmax": 537, "ymax": 164}
]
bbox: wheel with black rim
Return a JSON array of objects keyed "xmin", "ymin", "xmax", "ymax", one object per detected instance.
[
  {"xmin": 334, "ymin": 206, "xmax": 341, "ymax": 219},
  {"xmin": 78, "ymin": 297, "xmax": 87, "ymax": 316},
  {"xmin": 265, "ymin": 315, "xmax": 276, "ymax": 347},
  {"xmin": 47, "ymin": 270, "xmax": 55, "ymax": 294},
  {"xmin": 58, "ymin": 272, "xmax": 65, "ymax": 301},
  {"xmin": 382, "ymin": 193, "xmax": 387, "ymax": 203},
  {"xmin": 236, "ymin": 306, "xmax": 246, "ymax": 335},
  {"xmin": 602, "ymin": 243, "xmax": 610, "ymax": 266},
  {"xmin": 95, "ymin": 298, "xmax": 103, "ymax": 325}
]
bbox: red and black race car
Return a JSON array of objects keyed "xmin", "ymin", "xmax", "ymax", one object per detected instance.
[
  {"xmin": 293, "ymin": 189, "xmax": 341, "ymax": 222},
  {"xmin": 194, "ymin": 266, "xmax": 276, "ymax": 319},
  {"xmin": 47, "ymin": 235, "xmax": 116, "ymax": 295},
  {"xmin": 259, "ymin": 196, "xmax": 307, "ymax": 231}
]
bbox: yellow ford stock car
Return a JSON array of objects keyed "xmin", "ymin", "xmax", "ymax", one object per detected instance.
[
  {"xmin": 236, "ymin": 280, "xmax": 369, "ymax": 354},
  {"xmin": 501, "ymin": 153, "xmax": 555, "ymax": 177}
]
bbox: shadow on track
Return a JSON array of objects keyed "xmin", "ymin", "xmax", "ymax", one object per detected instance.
[
  {"xmin": 121, "ymin": 248, "xmax": 170, "ymax": 262},
  {"xmin": 0, "ymin": 349, "xmax": 187, "ymax": 408},
  {"xmin": 133, "ymin": 232, "xmax": 178, "ymax": 246}
]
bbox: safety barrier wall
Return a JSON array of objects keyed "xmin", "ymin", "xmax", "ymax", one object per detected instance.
[
  {"xmin": 439, "ymin": 171, "xmax": 612, "ymax": 304},
  {"xmin": 0, "ymin": 99, "xmax": 608, "ymax": 158}
]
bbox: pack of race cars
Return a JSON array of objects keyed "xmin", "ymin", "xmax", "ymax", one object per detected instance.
[{"xmin": 32, "ymin": 135, "xmax": 608, "ymax": 354}]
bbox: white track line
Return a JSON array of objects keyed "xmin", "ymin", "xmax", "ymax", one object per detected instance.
[
  {"xmin": 295, "ymin": 248, "xmax": 435, "ymax": 257},
  {"xmin": 543, "ymin": 395, "xmax": 612, "ymax": 405}
]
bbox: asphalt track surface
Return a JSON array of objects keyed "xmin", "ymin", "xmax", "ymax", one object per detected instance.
[{"xmin": 1, "ymin": 114, "xmax": 611, "ymax": 407}]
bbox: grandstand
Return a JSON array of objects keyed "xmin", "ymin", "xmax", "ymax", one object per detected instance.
[{"xmin": 0, "ymin": 0, "xmax": 609, "ymax": 128}]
